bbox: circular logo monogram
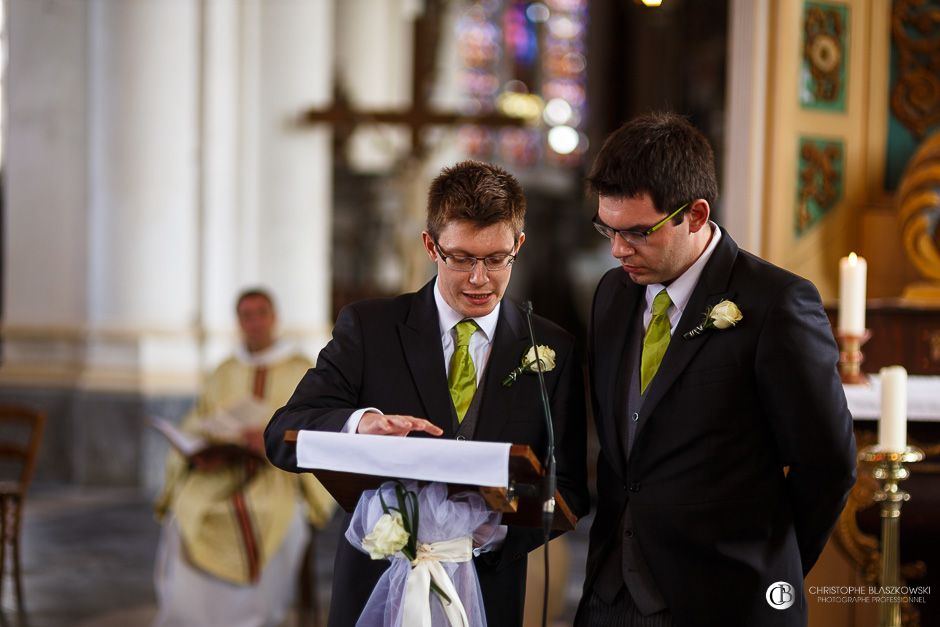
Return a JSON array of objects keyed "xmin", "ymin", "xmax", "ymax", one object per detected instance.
[{"xmin": 766, "ymin": 581, "xmax": 795, "ymax": 610}]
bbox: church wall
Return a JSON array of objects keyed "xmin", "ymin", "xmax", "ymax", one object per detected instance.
[
  {"xmin": 5, "ymin": 0, "xmax": 89, "ymax": 327},
  {"xmin": 761, "ymin": 0, "xmax": 938, "ymax": 300},
  {"xmin": 762, "ymin": 0, "xmax": 874, "ymax": 300},
  {"xmin": 856, "ymin": 0, "xmax": 937, "ymax": 299},
  {"xmin": 1, "ymin": 0, "xmax": 335, "ymax": 489}
]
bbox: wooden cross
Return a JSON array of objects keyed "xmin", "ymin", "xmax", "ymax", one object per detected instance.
[{"xmin": 301, "ymin": 0, "xmax": 525, "ymax": 160}]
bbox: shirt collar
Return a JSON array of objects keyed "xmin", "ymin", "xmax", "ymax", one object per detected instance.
[
  {"xmin": 434, "ymin": 277, "xmax": 500, "ymax": 341},
  {"xmin": 645, "ymin": 222, "xmax": 722, "ymax": 314}
]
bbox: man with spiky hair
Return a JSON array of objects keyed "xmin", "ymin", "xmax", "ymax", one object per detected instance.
[{"xmin": 266, "ymin": 160, "xmax": 589, "ymax": 626}]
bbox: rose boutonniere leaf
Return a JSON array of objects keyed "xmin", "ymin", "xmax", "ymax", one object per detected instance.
[
  {"xmin": 683, "ymin": 300, "xmax": 742, "ymax": 339},
  {"xmin": 502, "ymin": 344, "xmax": 556, "ymax": 386}
]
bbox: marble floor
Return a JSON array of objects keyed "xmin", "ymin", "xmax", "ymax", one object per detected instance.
[{"xmin": 10, "ymin": 485, "xmax": 590, "ymax": 627}]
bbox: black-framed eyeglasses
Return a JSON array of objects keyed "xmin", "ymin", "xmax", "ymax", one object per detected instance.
[
  {"xmin": 433, "ymin": 240, "xmax": 517, "ymax": 272},
  {"xmin": 592, "ymin": 202, "xmax": 690, "ymax": 247}
]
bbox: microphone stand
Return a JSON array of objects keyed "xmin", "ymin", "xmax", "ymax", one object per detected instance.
[{"xmin": 522, "ymin": 301, "xmax": 555, "ymax": 627}]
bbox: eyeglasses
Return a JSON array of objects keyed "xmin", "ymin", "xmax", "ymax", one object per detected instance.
[
  {"xmin": 433, "ymin": 240, "xmax": 517, "ymax": 272},
  {"xmin": 592, "ymin": 202, "xmax": 690, "ymax": 247}
]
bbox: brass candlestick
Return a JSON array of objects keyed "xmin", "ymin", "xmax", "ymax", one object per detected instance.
[
  {"xmin": 837, "ymin": 330, "xmax": 871, "ymax": 385},
  {"xmin": 858, "ymin": 445, "xmax": 925, "ymax": 627}
]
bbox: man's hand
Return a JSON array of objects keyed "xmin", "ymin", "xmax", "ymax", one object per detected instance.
[{"xmin": 357, "ymin": 412, "xmax": 444, "ymax": 437}]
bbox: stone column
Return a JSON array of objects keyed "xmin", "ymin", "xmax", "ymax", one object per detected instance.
[{"xmin": 1, "ymin": 0, "xmax": 336, "ymax": 488}]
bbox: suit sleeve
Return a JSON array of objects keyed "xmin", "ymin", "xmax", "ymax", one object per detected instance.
[
  {"xmin": 264, "ymin": 304, "xmax": 365, "ymax": 472},
  {"xmin": 755, "ymin": 278, "xmax": 857, "ymax": 574},
  {"xmin": 484, "ymin": 336, "xmax": 590, "ymax": 566}
]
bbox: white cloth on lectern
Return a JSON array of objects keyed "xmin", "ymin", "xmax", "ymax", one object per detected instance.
[
  {"xmin": 296, "ymin": 431, "xmax": 511, "ymax": 488},
  {"xmin": 346, "ymin": 481, "xmax": 497, "ymax": 627}
]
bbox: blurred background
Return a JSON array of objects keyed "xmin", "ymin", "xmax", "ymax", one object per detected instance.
[{"xmin": 1, "ymin": 0, "xmax": 939, "ymax": 625}]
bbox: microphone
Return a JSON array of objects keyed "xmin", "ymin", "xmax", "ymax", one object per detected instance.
[{"xmin": 521, "ymin": 301, "xmax": 556, "ymax": 539}]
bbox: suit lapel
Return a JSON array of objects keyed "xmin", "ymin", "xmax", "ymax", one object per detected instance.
[
  {"xmin": 599, "ymin": 273, "xmax": 644, "ymax": 480},
  {"xmin": 635, "ymin": 230, "xmax": 739, "ymax": 440},
  {"xmin": 474, "ymin": 300, "xmax": 531, "ymax": 443},
  {"xmin": 398, "ymin": 280, "xmax": 457, "ymax": 438}
]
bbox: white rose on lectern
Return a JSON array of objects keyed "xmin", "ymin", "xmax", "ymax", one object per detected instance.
[
  {"xmin": 710, "ymin": 300, "xmax": 743, "ymax": 329},
  {"xmin": 362, "ymin": 512, "xmax": 409, "ymax": 560}
]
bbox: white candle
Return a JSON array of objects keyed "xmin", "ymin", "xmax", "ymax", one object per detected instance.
[
  {"xmin": 838, "ymin": 253, "xmax": 867, "ymax": 335},
  {"xmin": 878, "ymin": 366, "xmax": 907, "ymax": 452}
]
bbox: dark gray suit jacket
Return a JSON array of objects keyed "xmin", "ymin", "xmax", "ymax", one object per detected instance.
[
  {"xmin": 265, "ymin": 279, "xmax": 589, "ymax": 627},
  {"xmin": 579, "ymin": 229, "xmax": 856, "ymax": 626}
]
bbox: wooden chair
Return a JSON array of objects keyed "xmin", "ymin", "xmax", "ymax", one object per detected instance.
[{"xmin": 0, "ymin": 405, "xmax": 45, "ymax": 613}]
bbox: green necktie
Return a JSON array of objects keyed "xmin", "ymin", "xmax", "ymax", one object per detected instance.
[
  {"xmin": 640, "ymin": 289, "xmax": 672, "ymax": 394},
  {"xmin": 449, "ymin": 319, "xmax": 479, "ymax": 423}
]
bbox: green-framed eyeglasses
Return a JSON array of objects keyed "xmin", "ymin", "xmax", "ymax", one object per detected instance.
[
  {"xmin": 433, "ymin": 240, "xmax": 517, "ymax": 272},
  {"xmin": 592, "ymin": 202, "xmax": 690, "ymax": 247}
]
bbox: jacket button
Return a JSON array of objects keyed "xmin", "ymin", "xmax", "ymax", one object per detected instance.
[
  {"xmin": 625, "ymin": 529, "xmax": 634, "ymax": 538},
  {"xmin": 629, "ymin": 482, "xmax": 640, "ymax": 492},
  {"xmin": 632, "ymin": 412, "xmax": 639, "ymax": 422}
]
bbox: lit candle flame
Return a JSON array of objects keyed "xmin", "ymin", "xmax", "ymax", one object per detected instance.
[{"xmin": 848, "ymin": 252, "xmax": 858, "ymax": 265}]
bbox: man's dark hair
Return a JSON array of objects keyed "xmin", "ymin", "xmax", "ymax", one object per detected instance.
[
  {"xmin": 426, "ymin": 160, "xmax": 526, "ymax": 240},
  {"xmin": 235, "ymin": 287, "xmax": 275, "ymax": 313},
  {"xmin": 587, "ymin": 112, "xmax": 718, "ymax": 219}
]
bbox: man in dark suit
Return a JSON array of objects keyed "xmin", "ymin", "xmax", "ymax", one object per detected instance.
[
  {"xmin": 575, "ymin": 113, "xmax": 856, "ymax": 627},
  {"xmin": 265, "ymin": 160, "xmax": 589, "ymax": 626}
]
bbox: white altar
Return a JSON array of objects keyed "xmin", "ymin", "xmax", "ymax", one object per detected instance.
[{"xmin": 844, "ymin": 375, "xmax": 940, "ymax": 421}]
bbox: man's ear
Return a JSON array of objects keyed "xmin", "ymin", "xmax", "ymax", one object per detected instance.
[
  {"xmin": 515, "ymin": 232, "xmax": 526, "ymax": 253},
  {"xmin": 421, "ymin": 231, "xmax": 437, "ymax": 261},
  {"xmin": 686, "ymin": 199, "xmax": 711, "ymax": 233}
]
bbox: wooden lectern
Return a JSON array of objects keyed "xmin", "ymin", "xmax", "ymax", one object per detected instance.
[{"xmin": 284, "ymin": 430, "xmax": 577, "ymax": 531}]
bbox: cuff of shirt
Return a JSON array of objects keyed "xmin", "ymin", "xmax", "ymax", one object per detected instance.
[{"xmin": 341, "ymin": 407, "xmax": 383, "ymax": 434}]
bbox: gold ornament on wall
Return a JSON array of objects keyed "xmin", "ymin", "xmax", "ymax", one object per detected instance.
[
  {"xmin": 891, "ymin": 0, "xmax": 940, "ymax": 139},
  {"xmin": 897, "ymin": 130, "xmax": 940, "ymax": 301},
  {"xmin": 796, "ymin": 137, "xmax": 843, "ymax": 236},
  {"xmin": 802, "ymin": 3, "xmax": 846, "ymax": 106}
]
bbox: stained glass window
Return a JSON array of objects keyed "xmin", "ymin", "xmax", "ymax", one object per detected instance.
[{"xmin": 456, "ymin": 0, "xmax": 589, "ymax": 168}]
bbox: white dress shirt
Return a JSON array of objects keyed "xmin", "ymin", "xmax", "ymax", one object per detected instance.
[
  {"xmin": 642, "ymin": 222, "xmax": 722, "ymax": 333},
  {"xmin": 342, "ymin": 279, "xmax": 500, "ymax": 433},
  {"xmin": 342, "ymin": 278, "xmax": 507, "ymax": 552},
  {"xmin": 434, "ymin": 279, "xmax": 500, "ymax": 386}
]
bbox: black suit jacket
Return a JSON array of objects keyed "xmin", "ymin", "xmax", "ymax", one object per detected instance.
[
  {"xmin": 580, "ymin": 229, "xmax": 856, "ymax": 626},
  {"xmin": 265, "ymin": 279, "xmax": 589, "ymax": 627}
]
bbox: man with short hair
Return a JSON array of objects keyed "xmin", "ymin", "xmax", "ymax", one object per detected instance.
[
  {"xmin": 576, "ymin": 113, "xmax": 856, "ymax": 626},
  {"xmin": 154, "ymin": 289, "xmax": 335, "ymax": 627},
  {"xmin": 265, "ymin": 160, "xmax": 589, "ymax": 626}
]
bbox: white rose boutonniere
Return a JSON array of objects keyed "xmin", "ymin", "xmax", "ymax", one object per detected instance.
[
  {"xmin": 683, "ymin": 300, "xmax": 743, "ymax": 339},
  {"xmin": 361, "ymin": 511, "xmax": 410, "ymax": 560},
  {"xmin": 502, "ymin": 345, "xmax": 556, "ymax": 386}
]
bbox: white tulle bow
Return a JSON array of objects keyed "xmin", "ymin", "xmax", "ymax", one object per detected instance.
[{"xmin": 403, "ymin": 537, "xmax": 472, "ymax": 627}]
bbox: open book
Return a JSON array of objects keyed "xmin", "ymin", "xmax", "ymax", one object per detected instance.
[{"xmin": 150, "ymin": 397, "xmax": 271, "ymax": 459}]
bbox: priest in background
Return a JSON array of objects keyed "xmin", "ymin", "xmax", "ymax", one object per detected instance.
[
  {"xmin": 266, "ymin": 160, "xmax": 589, "ymax": 626},
  {"xmin": 154, "ymin": 288, "xmax": 335, "ymax": 627}
]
